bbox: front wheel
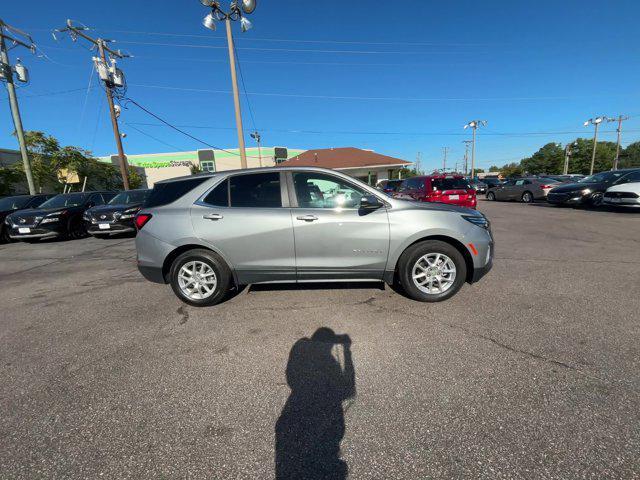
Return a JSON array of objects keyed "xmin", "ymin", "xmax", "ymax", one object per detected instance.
[
  {"xmin": 169, "ymin": 249, "xmax": 231, "ymax": 307},
  {"xmin": 486, "ymin": 191, "xmax": 496, "ymax": 201},
  {"xmin": 590, "ymin": 192, "xmax": 604, "ymax": 207},
  {"xmin": 521, "ymin": 191, "xmax": 534, "ymax": 203},
  {"xmin": 397, "ymin": 240, "xmax": 467, "ymax": 302}
]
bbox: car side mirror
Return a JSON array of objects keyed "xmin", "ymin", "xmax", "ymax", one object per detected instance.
[
  {"xmin": 360, "ymin": 195, "xmax": 383, "ymax": 210},
  {"xmin": 87, "ymin": 202, "xmax": 95, "ymax": 208}
]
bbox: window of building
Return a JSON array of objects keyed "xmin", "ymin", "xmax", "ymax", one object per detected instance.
[{"xmin": 200, "ymin": 161, "xmax": 216, "ymax": 173}]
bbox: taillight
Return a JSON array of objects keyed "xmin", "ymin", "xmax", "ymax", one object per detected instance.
[
  {"xmin": 540, "ymin": 184, "xmax": 554, "ymax": 189},
  {"xmin": 134, "ymin": 213, "xmax": 152, "ymax": 230}
]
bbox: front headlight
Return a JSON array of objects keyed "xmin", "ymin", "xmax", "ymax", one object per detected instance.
[
  {"xmin": 462, "ymin": 214, "xmax": 489, "ymax": 229},
  {"xmin": 581, "ymin": 188, "xmax": 592, "ymax": 195},
  {"xmin": 119, "ymin": 214, "xmax": 134, "ymax": 219},
  {"xmin": 41, "ymin": 216, "xmax": 60, "ymax": 224}
]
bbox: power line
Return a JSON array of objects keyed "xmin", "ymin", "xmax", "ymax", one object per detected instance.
[
  {"xmin": 128, "ymin": 83, "xmax": 627, "ymax": 102},
  {"xmin": 123, "ymin": 121, "xmax": 184, "ymax": 151},
  {"xmin": 121, "ymin": 96, "xmax": 263, "ymax": 158},
  {"xmin": 232, "ymin": 40, "xmax": 257, "ymax": 131}
]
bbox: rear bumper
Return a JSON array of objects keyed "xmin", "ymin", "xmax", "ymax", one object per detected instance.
[{"xmin": 138, "ymin": 265, "xmax": 166, "ymax": 284}]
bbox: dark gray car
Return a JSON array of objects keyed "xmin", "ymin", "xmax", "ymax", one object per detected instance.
[
  {"xmin": 486, "ymin": 177, "xmax": 560, "ymax": 203},
  {"xmin": 135, "ymin": 167, "xmax": 493, "ymax": 306}
]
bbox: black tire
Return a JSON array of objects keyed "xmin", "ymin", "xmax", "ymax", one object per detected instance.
[
  {"xmin": 397, "ymin": 240, "xmax": 467, "ymax": 302},
  {"xmin": 67, "ymin": 217, "xmax": 87, "ymax": 240},
  {"xmin": 521, "ymin": 191, "xmax": 534, "ymax": 203},
  {"xmin": 589, "ymin": 192, "xmax": 604, "ymax": 207},
  {"xmin": 486, "ymin": 191, "xmax": 496, "ymax": 201},
  {"xmin": 169, "ymin": 249, "xmax": 232, "ymax": 307},
  {"xmin": 0, "ymin": 225, "xmax": 12, "ymax": 244}
]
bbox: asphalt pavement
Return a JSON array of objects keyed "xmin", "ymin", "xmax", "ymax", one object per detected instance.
[{"xmin": 1, "ymin": 200, "xmax": 639, "ymax": 479}]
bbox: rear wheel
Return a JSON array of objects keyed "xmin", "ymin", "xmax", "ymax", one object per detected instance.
[
  {"xmin": 486, "ymin": 191, "xmax": 496, "ymax": 201},
  {"xmin": 169, "ymin": 249, "xmax": 231, "ymax": 307},
  {"xmin": 397, "ymin": 240, "xmax": 467, "ymax": 302},
  {"xmin": 590, "ymin": 192, "xmax": 604, "ymax": 207},
  {"xmin": 0, "ymin": 225, "xmax": 11, "ymax": 243},
  {"xmin": 67, "ymin": 217, "xmax": 87, "ymax": 240},
  {"xmin": 521, "ymin": 191, "xmax": 534, "ymax": 203}
]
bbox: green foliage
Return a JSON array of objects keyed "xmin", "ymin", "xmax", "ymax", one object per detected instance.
[
  {"xmin": 566, "ymin": 138, "xmax": 616, "ymax": 175},
  {"xmin": 620, "ymin": 141, "xmax": 640, "ymax": 168},
  {"xmin": 0, "ymin": 167, "xmax": 22, "ymax": 195},
  {"xmin": 397, "ymin": 167, "xmax": 420, "ymax": 179},
  {"xmin": 13, "ymin": 131, "xmax": 129, "ymax": 192},
  {"xmin": 128, "ymin": 167, "xmax": 144, "ymax": 189},
  {"xmin": 489, "ymin": 165, "xmax": 501, "ymax": 172},
  {"xmin": 190, "ymin": 162, "xmax": 202, "ymax": 175},
  {"xmin": 500, "ymin": 162, "xmax": 524, "ymax": 178},
  {"xmin": 474, "ymin": 168, "xmax": 485, "ymax": 174},
  {"xmin": 520, "ymin": 142, "xmax": 565, "ymax": 174}
]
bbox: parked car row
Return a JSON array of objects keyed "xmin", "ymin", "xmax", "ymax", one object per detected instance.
[
  {"xmin": 378, "ymin": 175, "xmax": 478, "ymax": 209},
  {"xmin": 1, "ymin": 189, "xmax": 151, "ymax": 243},
  {"xmin": 484, "ymin": 168, "xmax": 640, "ymax": 208}
]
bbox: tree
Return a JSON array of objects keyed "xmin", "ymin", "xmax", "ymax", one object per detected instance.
[
  {"xmin": 520, "ymin": 142, "xmax": 565, "ymax": 174},
  {"xmin": 12, "ymin": 131, "xmax": 132, "ymax": 192},
  {"xmin": 489, "ymin": 165, "xmax": 501, "ymax": 172},
  {"xmin": 398, "ymin": 167, "xmax": 419, "ymax": 179},
  {"xmin": 500, "ymin": 162, "xmax": 523, "ymax": 177},
  {"xmin": 0, "ymin": 167, "xmax": 22, "ymax": 195},
  {"xmin": 620, "ymin": 141, "xmax": 640, "ymax": 168},
  {"xmin": 566, "ymin": 138, "xmax": 616, "ymax": 175}
]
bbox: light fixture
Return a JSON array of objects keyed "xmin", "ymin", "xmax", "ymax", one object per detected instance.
[
  {"xmin": 200, "ymin": 0, "xmax": 216, "ymax": 6},
  {"xmin": 240, "ymin": 16, "xmax": 252, "ymax": 32},
  {"xmin": 240, "ymin": 0, "xmax": 257, "ymax": 14},
  {"xmin": 202, "ymin": 13, "xmax": 217, "ymax": 31}
]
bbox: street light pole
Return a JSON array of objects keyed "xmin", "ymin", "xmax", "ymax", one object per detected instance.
[
  {"xmin": 584, "ymin": 116, "xmax": 605, "ymax": 176},
  {"xmin": 201, "ymin": 0, "xmax": 258, "ymax": 170},
  {"xmin": 608, "ymin": 115, "xmax": 629, "ymax": 170},
  {"xmin": 462, "ymin": 140, "xmax": 472, "ymax": 176},
  {"xmin": 224, "ymin": 18, "xmax": 247, "ymax": 169},
  {"xmin": 250, "ymin": 131, "xmax": 262, "ymax": 167},
  {"xmin": 464, "ymin": 120, "xmax": 487, "ymax": 179}
]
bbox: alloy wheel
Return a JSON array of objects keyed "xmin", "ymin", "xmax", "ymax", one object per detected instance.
[
  {"xmin": 177, "ymin": 261, "xmax": 218, "ymax": 300},
  {"xmin": 522, "ymin": 192, "xmax": 533, "ymax": 203},
  {"xmin": 411, "ymin": 253, "xmax": 457, "ymax": 294}
]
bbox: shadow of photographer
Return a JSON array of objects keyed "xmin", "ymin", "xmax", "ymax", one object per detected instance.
[{"xmin": 275, "ymin": 328, "xmax": 356, "ymax": 480}]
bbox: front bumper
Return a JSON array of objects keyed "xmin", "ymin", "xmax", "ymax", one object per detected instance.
[
  {"xmin": 7, "ymin": 224, "xmax": 65, "ymax": 240},
  {"xmin": 547, "ymin": 192, "xmax": 588, "ymax": 205},
  {"xmin": 87, "ymin": 220, "xmax": 136, "ymax": 235}
]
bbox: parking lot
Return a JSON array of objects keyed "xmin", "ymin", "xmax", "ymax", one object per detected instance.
[{"xmin": 1, "ymin": 200, "xmax": 639, "ymax": 479}]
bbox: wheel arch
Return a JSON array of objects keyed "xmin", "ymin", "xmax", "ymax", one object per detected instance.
[
  {"xmin": 388, "ymin": 234, "xmax": 474, "ymax": 284},
  {"xmin": 162, "ymin": 243, "xmax": 237, "ymax": 285}
]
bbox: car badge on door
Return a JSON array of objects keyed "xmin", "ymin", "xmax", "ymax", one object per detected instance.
[
  {"xmin": 19, "ymin": 218, "xmax": 26, "ymax": 224},
  {"xmin": 100, "ymin": 214, "xmax": 106, "ymax": 220}
]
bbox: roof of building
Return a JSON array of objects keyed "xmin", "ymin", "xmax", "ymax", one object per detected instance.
[{"xmin": 278, "ymin": 147, "xmax": 411, "ymax": 170}]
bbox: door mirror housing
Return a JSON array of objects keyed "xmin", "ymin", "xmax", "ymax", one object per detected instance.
[{"xmin": 359, "ymin": 195, "xmax": 383, "ymax": 210}]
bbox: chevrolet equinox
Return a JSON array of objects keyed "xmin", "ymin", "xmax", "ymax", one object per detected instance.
[{"xmin": 135, "ymin": 167, "xmax": 493, "ymax": 306}]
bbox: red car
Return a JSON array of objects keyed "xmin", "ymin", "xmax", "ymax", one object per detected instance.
[{"xmin": 393, "ymin": 175, "xmax": 477, "ymax": 209}]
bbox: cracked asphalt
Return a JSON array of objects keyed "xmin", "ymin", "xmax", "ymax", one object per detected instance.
[{"xmin": 1, "ymin": 200, "xmax": 639, "ymax": 479}]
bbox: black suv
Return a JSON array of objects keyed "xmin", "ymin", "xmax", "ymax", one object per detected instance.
[
  {"xmin": 84, "ymin": 189, "xmax": 151, "ymax": 237},
  {"xmin": 5, "ymin": 191, "xmax": 116, "ymax": 241},
  {"xmin": 0, "ymin": 194, "xmax": 55, "ymax": 242}
]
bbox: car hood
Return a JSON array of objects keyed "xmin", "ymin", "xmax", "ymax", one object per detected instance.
[
  {"xmin": 606, "ymin": 182, "xmax": 640, "ymax": 193},
  {"xmin": 87, "ymin": 203, "xmax": 142, "ymax": 215},
  {"xmin": 8, "ymin": 206, "xmax": 82, "ymax": 219},
  {"xmin": 549, "ymin": 182, "xmax": 606, "ymax": 193},
  {"xmin": 399, "ymin": 199, "xmax": 479, "ymax": 216}
]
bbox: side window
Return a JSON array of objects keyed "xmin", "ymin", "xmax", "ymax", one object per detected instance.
[
  {"xmin": 292, "ymin": 172, "xmax": 367, "ymax": 209},
  {"xmin": 229, "ymin": 172, "xmax": 282, "ymax": 208},
  {"xmin": 515, "ymin": 180, "xmax": 525, "ymax": 186},
  {"xmin": 89, "ymin": 194, "xmax": 104, "ymax": 206},
  {"xmin": 397, "ymin": 180, "xmax": 409, "ymax": 192},
  {"xmin": 619, "ymin": 171, "xmax": 640, "ymax": 184},
  {"xmin": 523, "ymin": 180, "xmax": 532, "ymax": 185},
  {"xmin": 203, "ymin": 179, "xmax": 229, "ymax": 207}
]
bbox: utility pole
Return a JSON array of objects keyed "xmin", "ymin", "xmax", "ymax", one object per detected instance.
[
  {"xmin": 201, "ymin": 0, "xmax": 258, "ymax": 169},
  {"xmin": 608, "ymin": 115, "xmax": 629, "ymax": 170},
  {"xmin": 462, "ymin": 140, "xmax": 472, "ymax": 176},
  {"xmin": 464, "ymin": 120, "xmax": 487, "ymax": 179},
  {"xmin": 0, "ymin": 20, "xmax": 36, "ymax": 194},
  {"xmin": 250, "ymin": 131, "xmax": 262, "ymax": 167},
  {"xmin": 415, "ymin": 151, "xmax": 422, "ymax": 175},
  {"xmin": 442, "ymin": 147, "xmax": 449, "ymax": 172},
  {"xmin": 584, "ymin": 116, "xmax": 606, "ymax": 176},
  {"xmin": 563, "ymin": 144, "xmax": 572, "ymax": 175},
  {"xmin": 55, "ymin": 20, "xmax": 130, "ymax": 189}
]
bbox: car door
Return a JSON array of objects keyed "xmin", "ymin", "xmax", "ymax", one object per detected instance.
[
  {"xmin": 288, "ymin": 171, "xmax": 390, "ymax": 281},
  {"xmin": 497, "ymin": 180, "xmax": 516, "ymax": 200},
  {"xmin": 512, "ymin": 179, "xmax": 527, "ymax": 199},
  {"xmin": 191, "ymin": 171, "xmax": 296, "ymax": 284}
]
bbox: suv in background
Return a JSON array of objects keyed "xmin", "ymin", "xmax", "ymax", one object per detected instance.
[
  {"xmin": 376, "ymin": 179, "xmax": 403, "ymax": 196},
  {"xmin": 393, "ymin": 175, "xmax": 477, "ymax": 209},
  {"xmin": 487, "ymin": 177, "xmax": 560, "ymax": 203},
  {"xmin": 0, "ymin": 194, "xmax": 55, "ymax": 242},
  {"xmin": 6, "ymin": 191, "xmax": 116, "ymax": 241},
  {"xmin": 84, "ymin": 189, "xmax": 151, "ymax": 237},
  {"xmin": 134, "ymin": 167, "xmax": 493, "ymax": 307}
]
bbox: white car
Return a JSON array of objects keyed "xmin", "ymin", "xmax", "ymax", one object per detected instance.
[{"xmin": 603, "ymin": 180, "xmax": 640, "ymax": 208}]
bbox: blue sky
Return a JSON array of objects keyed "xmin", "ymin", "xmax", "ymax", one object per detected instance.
[{"xmin": 1, "ymin": 0, "xmax": 639, "ymax": 171}]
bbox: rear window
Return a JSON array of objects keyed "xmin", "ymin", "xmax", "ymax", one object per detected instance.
[
  {"xmin": 431, "ymin": 178, "xmax": 470, "ymax": 191},
  {"xmin": 144, "ymin": 177, "xmax": 210, "ymax": 208}
]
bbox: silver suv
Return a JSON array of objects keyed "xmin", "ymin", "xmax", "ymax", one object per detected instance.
[{"xmin": 135, "ymin": 167, "xmax": 493, "ymax": 306}]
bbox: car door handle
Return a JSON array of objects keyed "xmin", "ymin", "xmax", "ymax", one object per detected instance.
[
  {"xmin": 296, "ymin": 215, "xmax": 318, "ymax": 222},
  {"xmin": 203, "ymin": 213, "xmax": 223, "ymax": 220}
]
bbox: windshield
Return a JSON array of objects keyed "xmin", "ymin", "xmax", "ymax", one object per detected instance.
[
  {"xmin": 108, "ymin": 190, "xmax": 151, "ymax": 205},
  {"xmin": 432, "ymin": 178, "xmax": 470, "ymax": 190},
  {"xmin": 0, "ymin": 196, "xmax": 31, "ymax": 211},
  {"xmin": 578, "ymin": 172, "xmax": 624, "ymax": 184},
  {"xmin": 39, "ymin": 194, "xmax": 89, "ymax": 209}
]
